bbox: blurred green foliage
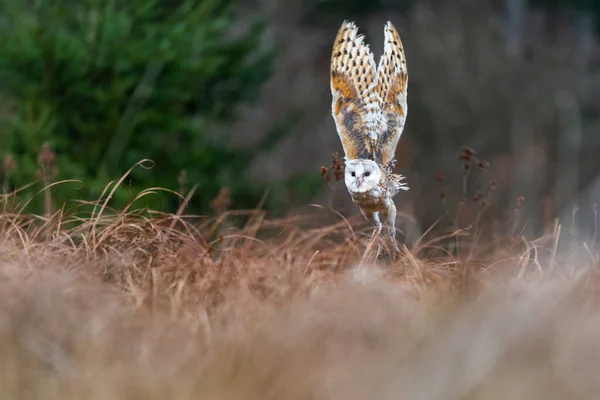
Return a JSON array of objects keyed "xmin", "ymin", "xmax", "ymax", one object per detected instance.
[{"xmin": 0, "ymin": 0, "xmax": 292, "ymax": 214}]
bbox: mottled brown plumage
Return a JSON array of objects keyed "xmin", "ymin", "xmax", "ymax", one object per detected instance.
[
  {"xmin": 330, "ymin": 21, "xmax": 377, "ymax": 161},
  {"xmin": 374, "ymin": 22, "xmax": 408, "ymax": 166},
  {"xmin": 330, "ymin": 20, "xmax": 409, "ymax": 251}
]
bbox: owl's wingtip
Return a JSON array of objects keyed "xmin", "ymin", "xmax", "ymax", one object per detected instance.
[{"xmin": 340, "ymin": 19, "xmax": 356, "ymax": 29}]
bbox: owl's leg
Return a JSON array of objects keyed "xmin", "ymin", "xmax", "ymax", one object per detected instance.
[
  {"xmin": 362, "ymin": 210, "xmax": 382, "ymax": 235},
  {"xmin": 383, "ymin": 202, "xmax": 400, "ymax": 252}
]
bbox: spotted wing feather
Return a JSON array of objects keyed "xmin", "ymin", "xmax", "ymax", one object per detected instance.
[
  {"xmin": 373, "ymin": 21, "xmax": 408, "ymax": 166},
  {"xmin": 330, "ymin": 21, "xmax": 378, "ymax": 160}
]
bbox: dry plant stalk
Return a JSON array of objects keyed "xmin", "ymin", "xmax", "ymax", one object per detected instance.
[{"xmin": 37, "ymin": 142, "xmax": 57, "ymax": 217}]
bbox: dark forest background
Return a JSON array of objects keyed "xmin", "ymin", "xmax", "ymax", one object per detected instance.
[{"xmin": 0, "ymin": 0, "xmax": 599, "ymax": 242}]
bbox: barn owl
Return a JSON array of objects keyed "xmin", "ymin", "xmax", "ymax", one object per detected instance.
[{"xmin": 330, "ymin": 20, "xmax": 409, "ymax": 251}]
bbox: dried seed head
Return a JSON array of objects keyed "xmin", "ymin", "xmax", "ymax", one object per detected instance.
[
  {"xmin": 3, "ymin": 154, "xmax": 16, "ymax": 173},
  {"xmin": 463, "ymin": 162, "xmax": 470, "ymax": 175},
  {"xmin": 37, "ymin": 142, "xmax": 57, "ymax": 180},
  {"xmin": 331, "ymin": 152, "xmax": 344, "ymax": 182},
  {"xmin": 178, "ymin": 169, "xmax": 188, "ymax": 197},
  {"xmin": 458, "ymin": 147, "xmax": 476, "ymax": 161},
  {"xmin": 178, "ymin": 169, "xmax": 188, "ymax": 186},
  {"xmin": 435, "ymin": 171, "xmax": 445, "ymax": 184},
  {"xmin": 38, "ymin": 142, "xmax": 55, "ymax": 168},
  {"xmin": 210, "ymin": 187, "xmax": 231, "ymax": 215},
  {"xmin": 516, "ymin": 195, "xmax": 525, "ymax": 210},
  {"xmin": 321, "ymin": 166, "xmax": 330, "ymax": 182},
  {"xmin": 477, "ymin": 159, "xmax": 490, "ymax": 171}
]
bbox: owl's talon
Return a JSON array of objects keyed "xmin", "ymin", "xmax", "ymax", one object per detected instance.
[
  {"xmin": 386, "ymin": 159, "xmax": 397, "ymax": 174},
  {"xmin": 388, "ymin": 226, "xmax": 400, "ymax": 252}
]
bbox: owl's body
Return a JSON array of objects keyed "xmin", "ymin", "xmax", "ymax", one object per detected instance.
[{"xmin": 330, "ymin": 20, "xmax": 409, "ymax": 250}]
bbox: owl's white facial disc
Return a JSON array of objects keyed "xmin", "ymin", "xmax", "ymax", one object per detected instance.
[{"xmin": 344, "ymin": 159, "xmax": 381, "ymax": 194}]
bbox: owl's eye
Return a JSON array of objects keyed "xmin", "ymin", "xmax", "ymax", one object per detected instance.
[
  {"xmin": 351, "ymin": 172, "xmax": 356, "ymax": 177},
  {"xmin": 364, "ymin": 171, "xmax": 370, "ymax": 177}
]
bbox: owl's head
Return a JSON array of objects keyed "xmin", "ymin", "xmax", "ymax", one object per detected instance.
[{"xmin": 344, "ymin": 159, "xmax": 382, "ymax": 193}]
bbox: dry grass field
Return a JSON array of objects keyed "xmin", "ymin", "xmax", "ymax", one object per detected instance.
[{"xmin": 0, "ymin": 176, "xmax": 599, "ymax": 399}]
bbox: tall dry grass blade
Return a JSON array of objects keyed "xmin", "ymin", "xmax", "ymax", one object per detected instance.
[{"xmin": 90, "ymin": 159, "xmax": 154, "ymax": 252}]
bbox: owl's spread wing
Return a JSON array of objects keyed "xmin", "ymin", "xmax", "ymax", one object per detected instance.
[
  {"xmin": 330, "ymin": 21, "xmax": 378, "ymax": 160},
  {"xmin": 372, "ymin": 21, "xmax": 408, "ymax": 166}
]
